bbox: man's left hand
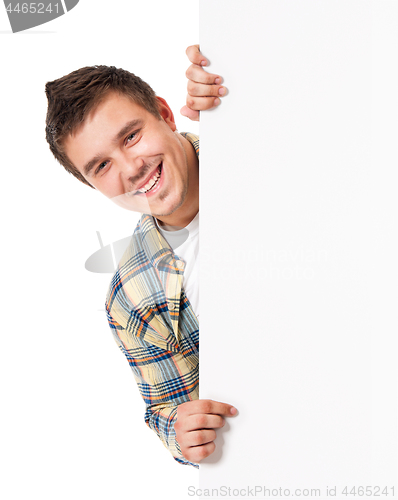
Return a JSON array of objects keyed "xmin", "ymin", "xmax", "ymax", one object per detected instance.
[{"xmin": 181, "ymin": 44, "xmax": 227, "ymax": 121}]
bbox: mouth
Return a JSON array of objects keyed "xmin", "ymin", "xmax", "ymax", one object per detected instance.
[{"xmin": 134, "ymin": 162, "xmax": 163, "ymax": 196}]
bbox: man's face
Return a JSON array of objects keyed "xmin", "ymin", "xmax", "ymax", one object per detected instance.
[{"xmin": 64, "ymin": 92, "xmax": 193, "ymax": 218}]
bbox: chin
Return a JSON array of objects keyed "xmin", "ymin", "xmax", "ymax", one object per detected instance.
[{"xmin": 149, "ymin": 192, "xmax": 186, "ymax": 217}]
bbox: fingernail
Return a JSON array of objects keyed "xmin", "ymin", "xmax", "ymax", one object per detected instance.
[
  {"xmin": 230, "ymin": 407, "xmax": 237, "ymax": 415},
  {"xmin": 218, "ymin": 87, "xmax": 226, "ymax": 96},
  {"xmin": 214, "ymin": 97, "xmax": 221, "ymax": 105},
  {"xmin": 215, "ymin": 77, "xmax": 221, "ymax": 84},
  {"xmin": 201, "ymin": 59, "xmax": 207, "ymax": 66}
]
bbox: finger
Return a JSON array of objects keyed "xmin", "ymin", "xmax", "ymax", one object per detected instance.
[
  {"xmin": 186, "ymin": 44, "xmax": 208, "ymax": 66},
  {"xmin": 186, "ymin": 95, "xmax": 221, "ymax": 111},
  {"xmin": 177, "ymin": 413, "xmax": 225, "ymax": 433},
  {"xmin": 190, "ymin": 413, "xmax": 226, "ymax": 431},
  {"xmin": 185, "ymin": 429, "xmax": 217, "ymax": 447},
  {"xmin": 183, "ymin": 441, "xmax": 216, "ymax": 463},
  {"xmin": 186, "ymin": 64, "xmax": 222, "ymax": 85},
  {"xmin": 187, "ymin": 81, "xmax": 226, "ymax": 98},
  {"xmin": 180, "ymin": 106, "xmax": 199, "ymax": 121},
  {"xmin": 180, "ymin": 399, "xmax": 237, "ymax": 418}
]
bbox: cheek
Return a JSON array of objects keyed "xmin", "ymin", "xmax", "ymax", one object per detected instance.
[
  {"xmin": 167, "ymin": 144, "xmax": 187, "ymax": 169},
  {"xmin": 138, "ymin": 130, "xmax": 168, "ymax": 155},
  {"xmin": 95, "ymin": 173, "xmax": 123, "ymax": 199}
]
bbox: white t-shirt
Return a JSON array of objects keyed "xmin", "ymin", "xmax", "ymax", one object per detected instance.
[{"xmin": 155, "ymin": 212, "xmax": 199, "ymax": 320}]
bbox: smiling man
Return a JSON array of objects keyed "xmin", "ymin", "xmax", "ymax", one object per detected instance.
[
  {"xmin": 45, "ymin": 47, "xmax": 236, "ymax": 467},
  {"xmin": 63, "ymin": 91, "xmax": 199, "ymax": 227}
]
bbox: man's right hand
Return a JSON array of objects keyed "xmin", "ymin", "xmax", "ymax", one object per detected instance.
[{"xmin": 175, "ymin": 399, "xmax": 237, "ymax": 463}]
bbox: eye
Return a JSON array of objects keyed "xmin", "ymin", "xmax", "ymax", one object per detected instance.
[
  {"xmin": 95, "ymin": 160, "xmax": 109, "ymax": 175},
  {"xmin": 125, "ymin": 131, "xmax": 139, "ymax": 145}
]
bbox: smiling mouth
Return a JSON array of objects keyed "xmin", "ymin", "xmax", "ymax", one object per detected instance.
[{"xmin": 135, "ymin": 163, "xmax": 162, "ymax": 195}]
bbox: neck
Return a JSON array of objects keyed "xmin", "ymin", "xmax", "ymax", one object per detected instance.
[{"xmin": 156, "ymin": 133, "xmax": 199, "ymax": 229}]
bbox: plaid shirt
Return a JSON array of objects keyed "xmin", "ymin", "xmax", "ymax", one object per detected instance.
[{"xmin": 105, "ymin": 133, "xmax": 199, "ymax": 468}]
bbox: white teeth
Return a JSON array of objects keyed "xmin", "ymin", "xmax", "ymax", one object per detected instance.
[{"xmin": 137, "ymin": 166, "xmax": 161, "ymax": 194}]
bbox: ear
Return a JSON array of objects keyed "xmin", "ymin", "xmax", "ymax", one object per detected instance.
[{"xmin": 156, "ymin": 96, "xmax": 177, "ymax": 131}]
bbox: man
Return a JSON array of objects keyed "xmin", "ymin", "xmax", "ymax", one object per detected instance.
[{"xmin": 45, "ymin": 46, "xmax": 236, "ymax": 468}]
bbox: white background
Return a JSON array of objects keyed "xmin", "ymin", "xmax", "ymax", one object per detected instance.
[
  {"xmin": 0, "ymin": 1, "xmax": 200, "ymax": 499},
  {"xmin": 200, "ymin": 0, "xmax": 397, "ymax": 493}
]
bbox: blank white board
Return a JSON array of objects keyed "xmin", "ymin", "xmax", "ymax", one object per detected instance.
[{"xmin": 200, "ymin": 0, "xmax": 397, "ymax": 493}]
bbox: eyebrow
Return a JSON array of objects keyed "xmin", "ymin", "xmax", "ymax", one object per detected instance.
[{"xmin": 83, "ymin": 119, "xmax": 144, "ymax": 177}]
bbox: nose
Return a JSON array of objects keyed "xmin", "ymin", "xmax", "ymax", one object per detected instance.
[{"xmin": 117, "ymin": 153, "xmax": 146, "ymax": 191}]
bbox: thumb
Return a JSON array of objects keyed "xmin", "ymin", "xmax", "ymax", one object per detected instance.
[{"xmin": 180, "ymin": 106, "xmax": 200, "ymax": 122}]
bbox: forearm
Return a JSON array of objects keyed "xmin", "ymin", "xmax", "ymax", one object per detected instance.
[
  {"xmin": 145, "ymin": 404, "xmax": 198, "ymax": 467},
  {"xmin": 108, "ymin": 309, "xmax": 199, "ymax": 465},
  {"xmin": 138, "ymin": 365, "xmax": 199, "ymax": 465}
]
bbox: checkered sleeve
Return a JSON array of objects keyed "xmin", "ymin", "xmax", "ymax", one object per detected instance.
[{"xmin": 105, "ymin": 305, "xmax": 199, "ymax": 468}]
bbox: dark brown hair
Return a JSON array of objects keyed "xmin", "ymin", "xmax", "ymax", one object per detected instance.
[{"xmin": 45, "ymin": 65, "xmax": 160, "ymax": 188}]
